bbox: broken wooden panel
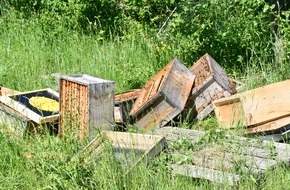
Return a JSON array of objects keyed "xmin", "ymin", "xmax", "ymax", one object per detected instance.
[
  {"xmin": 114, "ymin": 89, "xmax": 141, "ymax": 124},
  {"xmin": 246, "ymin": 116, "xmax": 290, "ymax": 134},
  {"xmin": 75, "ymin": 131, "xmax": 165, "ymax": 170},
  {"xmin": 184, "ymin": 53, "xmax": 234, "ymax": 120},
  {"xmin": 213, "ymin": 80, "xmax": 290, "ymax": 128},
  {"xmin": 0, "ymin": 88, "xmax": 59, "ymax": 124},
  {"xmin": 59, "ymin": 74, "xmax": 115, "ymax": 139},
  {"xmin": 172, "ymin": 164, "xmax": 240, "ymax": 186},
  {"xmin": 130, "ymin": 58, "xmax": 195, "ymax": 130}
]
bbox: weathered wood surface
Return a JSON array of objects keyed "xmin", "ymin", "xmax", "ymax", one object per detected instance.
[
  {"xmin": 184, "ymin": 53, "xmax": 233, "ymax": 121},
  {"xmin": 74, "ymin": 131, "xmax": 165, "ymax": 170},
  {"xmin": 172, "ymin": 164, "xmax": 240, "ymax": 186},
  {"xmin": 247, "ymin": 116, "xmax": 290, "ymax": 134},
  {"xmin": 152, "ymin": 127, "xmax": 290, "ymax": 185},
  {"xmin": 130, "ymin": 58, "xmax": 195, "ymax": 130},
  {"xmin": 59, "ymin": 74, "xmax": 115, "ymax": 139},
  {"xmin": 214, "ymin": 80, "xmax": 290, "ymax": 128},
  {"xmin": 0, "ymin": 88, "xmax": 59, "ymax": 124}
]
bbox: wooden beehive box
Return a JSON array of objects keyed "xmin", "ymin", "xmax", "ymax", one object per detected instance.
[
  {"xmin": 185, "ymin": 53, "xmax": 234, "ymax": 120},
  {"xmin": 59, "ymin": 74, "xmax": 115, "ymax": 139},
  {"xmin": 0, "ymin": 88, "xmax": 59, "ymax": 136},
  {"xmin": 77, "ymin": 131, "xmax": 165, "ymax": 170},
  {"xmin": 0, "ymin": 88, "xmax": 59, "ymax": 124},
  {"xmin": 130, "ymin": 58, "xmax": 195, "ymax": 130},
  {"xmin": 114, "ymin": 89, "xmax": 141, "ymax": 124}
]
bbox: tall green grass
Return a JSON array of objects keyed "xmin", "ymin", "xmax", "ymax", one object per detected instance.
[{"xmin": 1, "ymin": 7, "xmax": 290, "ymax": 190}]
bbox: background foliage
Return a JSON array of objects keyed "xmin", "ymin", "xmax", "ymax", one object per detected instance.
[
  {"xmin": 0, "ymin": 1, "xmax": 290, "ymax": 189},
  {"xmin": 2, "ymin": 0, "xmax": 289, "ymax": 70}
]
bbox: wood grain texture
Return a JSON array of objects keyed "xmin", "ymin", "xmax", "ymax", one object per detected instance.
[
  {"xmin": 130, "ymin": 58, "xmax": 195, "ymax": 130},
  {"xmin": 247, "ymin": 116, "xmax": 290, "ymax": 134},
  {"xmin": 59, "ymin": 74, "xmax": 115, "ymax": 139},
  {"xmin": 214, "ymin": 80, "xmax": 290, "ymax": 128},
  {"xmin": 75, "ymin": 131, "xmax": 165, "ymax": 170},
  {"xmin": 185, "ymin": 53, "xmax": 233, "ymax": 121}
]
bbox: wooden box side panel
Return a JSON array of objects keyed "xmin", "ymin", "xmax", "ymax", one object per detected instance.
[
  {"xmin": 162, "ymin": 59, "xmax": 195, "ymax": 109},
  {"xmin": 0, "ymin": 105, "xmax": 28, "ymax": 136},
  {"xmin": 241, "ymin": 80, "xmax": 290, "ymax": 126},
  {"xmin": 194, "ymin": 81, "xmax": 231, "ymax": 113},
  {"xmin": 207, "ymin": 54, "xmax": 232, "ymax": 93},
  {"xmin": 135, "ymin": 96, "xmax": 180, "ymax": 130},
  {"xmin": 104, "ymin": 131, "xmax": 164, "ymax": 151},
  {"xmin": 59, "ymin": 79, "xmax": 89, "ymax": 139},
  {"xmin": 189, "ymin": 54, "xmax": 212, "ymax": 87},
  {"xmin": 88, "ymin": 82, "xmax": 115, "ymax": 134},
  {"xmin": 130, "ymin": 62, "xmax": 172, "ymax": 115},
  {"xmin": 213, "ymin": 96, "xmax": 244, "ymax": 128}
]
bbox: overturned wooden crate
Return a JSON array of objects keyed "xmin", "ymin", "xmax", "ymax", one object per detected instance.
[
  {"xmin": 114, "ymin": 89, "xmax": 141, "ymax": 124},
  {"xmin": 59, "ymin": 74, "xmax": 115, "ymax": 139},
  {"xmin": 75, "ymin": 131, "xmax": 165, "ymax": 170},
  {"xmin": 184, "ymin": 53, "xmax": 234, "ymax": 120},
  {"xmin": 130, "ymin": 58, "xmax": 195, "ymax": 130},
  {"xmin": 0, "ymin": 88, "xmax": 59, "ymax": 136},
  {"xmin": 152, "ymin": 127, "xmax": 290, "ymax": 186},
  {"xmin": 213, "ymin": 80, "xmax": 290, "ymax": 130}
]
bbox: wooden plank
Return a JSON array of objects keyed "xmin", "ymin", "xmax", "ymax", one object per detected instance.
[
  {"xmin": 115, "ymin": 89, "xmax": 141, "ymax": 102},
  {"xmin": 74, "ymin": 131, "xmax": 165, "ymax": 170},
  {"xmin": 172, "ymin": 164, "xmax": 240, "ymax": 186},
  {"xmin": 214, "ymin": 80, "xmax": 290, "ymax": 128},
  {"xmin": 246, "ymin": 116, "xmax": 290, "ymax": 134},
  {"xmin": 0, "ymin": 89, "xmax": 59, "ymax": 124},
  {"xmin": 225, "ymin": 135, "xmax": 290, "ymax": 164},
  {"xmin": 191, "ymin": 146, "xmax": 277, "ymax": 172},
  {"xmin": 149, "ymin": 126, "xmax": 206, "ymax": 143}
]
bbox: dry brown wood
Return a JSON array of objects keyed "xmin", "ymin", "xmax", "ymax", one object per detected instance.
[
  {"xmin": 130, "ymin": 58, "xmax": 195, "ymax": 130},
  {"xmin": 213, "ymin": 80, "xmax": 290, "ymax": 129},
  {"xmin": 247, "ymin": 116, "xmax": 290, "ymax": 134}
]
